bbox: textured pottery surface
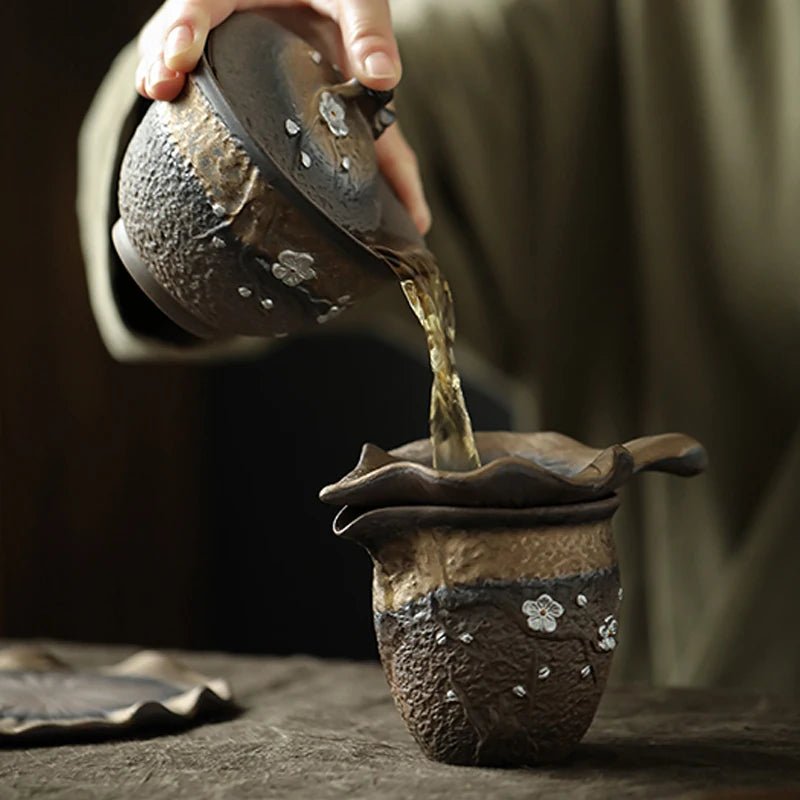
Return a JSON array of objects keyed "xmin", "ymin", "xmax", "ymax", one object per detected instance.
[
  {"xmin": 321, "ymin": 431, "xmax": 708, "ymax": 508},
  {"xmin": 322, "ymin": 431, "xmax": 707, "ymax": 766},
  {"xmin": 115, "ymin": 10, "xmax": 421, "ymax": 339},
  {"xmin": 0, "ymin": 646, "xmax": 233, "ymax": 741}
]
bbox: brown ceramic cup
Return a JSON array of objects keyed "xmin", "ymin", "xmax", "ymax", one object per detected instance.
[
  {"xmin": 322, "ymin": 431, "xmax": 707, "ymax": 766},
  {"xmin": 335, "ymin": 498, "xmax": 622, "ymax": 766}
]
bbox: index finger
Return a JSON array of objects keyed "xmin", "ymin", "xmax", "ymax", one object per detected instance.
[{"xmin": 337, "ymin": 0, "xmax": 401, "ymax": 91}]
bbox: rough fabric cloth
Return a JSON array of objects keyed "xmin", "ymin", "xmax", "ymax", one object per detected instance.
[
  {"xmin": 1, "ymin": 642, "xmax": 799, "ymax": 798},
  {"xmin": 77, "ymin": 0, "xmax": 800, "ymax": 695}
]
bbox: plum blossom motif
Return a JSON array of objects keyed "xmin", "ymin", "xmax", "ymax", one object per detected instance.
[
  {"xmin": 271, "ymin": 250, "xmax": 317, "ymax": 287},
  {"xmin": 597, "ymin": 615, "xmax": 618, "ymax": 652},
  {"xmin": 522, "ymin": 594, "xmax": 564, "ymax": 633},
  {"xmin": 319, "ymin": 91, "xmax": 349, "ymax": 137}
]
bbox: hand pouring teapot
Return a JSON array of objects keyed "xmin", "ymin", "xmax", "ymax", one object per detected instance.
[{"xmin": 113, "ymin": 10, "xmax": 422, "ymax": 339}]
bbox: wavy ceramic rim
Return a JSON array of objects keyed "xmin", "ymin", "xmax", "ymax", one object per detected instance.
[
  {"xmin": 321, "ymin": 431, "xmax": 708, "ymax": 509},
  {"xmin": 0, "ymin": 647, "xmax": 233, "ymax": 740}
]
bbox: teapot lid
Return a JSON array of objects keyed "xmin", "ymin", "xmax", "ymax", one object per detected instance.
[{"xmin": 195, "ymin": 10, "xmax": 423, "ymax": 265}]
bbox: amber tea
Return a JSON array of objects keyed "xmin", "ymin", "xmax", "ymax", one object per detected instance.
[{"xmin": 378, "ymin": 248, "xmax": 481, "ymax": 472}]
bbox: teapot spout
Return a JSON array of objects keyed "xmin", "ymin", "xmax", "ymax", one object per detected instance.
[
  {"xmin": 332, "ymin": 505, "xmax": 415, "ymax": 563},
  {"xmin": 332, "ymin": 505, "xmax": 374, "ymax": 548}
]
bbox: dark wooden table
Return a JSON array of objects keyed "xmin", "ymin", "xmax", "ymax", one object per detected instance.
[{"xmin": 1, "ymin": 642, "xmax": 799, "ymax": 799}]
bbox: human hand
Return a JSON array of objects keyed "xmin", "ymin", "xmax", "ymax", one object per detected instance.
[{"xmin": 135, "ymin": 0, "xmax": 431, "ymax": 234}]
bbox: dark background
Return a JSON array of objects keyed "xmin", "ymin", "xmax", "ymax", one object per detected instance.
[{"xmin": 0, "ymin": 1, "xmax": 509, "ymax": 658}]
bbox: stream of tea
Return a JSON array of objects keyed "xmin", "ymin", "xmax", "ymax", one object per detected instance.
[{"xmin": 377, "ymin": 247, "xmax": 481, "ymax": 472}]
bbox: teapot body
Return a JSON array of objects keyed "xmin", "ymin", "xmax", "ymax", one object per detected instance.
[
  {"xmin": 114, "ymin": 11, "xmax": 421, "ymax": 340},
  {"xmin": 116, "ymin": 77, "xmax": 389, "ymax": 338}
]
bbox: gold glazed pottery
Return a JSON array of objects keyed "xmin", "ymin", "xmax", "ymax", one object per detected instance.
[
  {"xmin": 114, "ymin": 11, "xmax": 422, "ymax": 339},
  {"xmin": 321, "ymin": 431, "xmax": 707, "ymax": 766}
]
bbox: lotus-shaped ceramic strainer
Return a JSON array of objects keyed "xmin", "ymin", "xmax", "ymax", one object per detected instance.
[{"xmin": 321, "ymin": 431, "xmax": 707, "ymax": 766}]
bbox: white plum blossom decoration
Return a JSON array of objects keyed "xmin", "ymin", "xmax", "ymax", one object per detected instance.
[
  {"xmin": 522, "ymin": 594, "xmax": 564, "ymax": 633},
  {"xmin": 597, "ymin": 615, "xmax": 619, "ymax": 652},
  {"xmin": 319, "ymin": 91, "xmax": 349, "ymax": 137},
  {"xmin": 271, "ymin": 250, "xmax": 317, "ymax": 287}
]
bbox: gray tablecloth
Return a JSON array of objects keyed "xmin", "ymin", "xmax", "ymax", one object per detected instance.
[{"xmin": 1, "ymin": 642, "xmax": 798, "ymax": 798}]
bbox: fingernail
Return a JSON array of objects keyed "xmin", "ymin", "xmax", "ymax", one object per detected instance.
[
  {"xmin": 165, "ymin": 24, "xmax": 194, "ymax": 60},
  {"xmin": 363, "ymin": 52, "xmax": 396, "ymax": 81},
  {"xmin": 148, "ymin": 60, "xmax": 179, "ymax": 90}
]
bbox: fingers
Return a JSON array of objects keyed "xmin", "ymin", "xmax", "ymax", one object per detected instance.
[
  {"xmin": 160, "ymin": 1, "xmax": 216, "ymax": 72},
  {"xmin": 133, "ymin": 0, "xmax": 424, "ymax": 231},
  {"xmin": 144, "ymin": 55, "xmax": 185, "ymax": 100},
  {"xmin": 337, "ymin": 0, "xmax": 401, "ymax": 90},
  {"xmin": 136, "ymin": 0, "xmax": 230, "ymax": 99},
  {"xmin": 376, "ymin": 125, "xmax": 431, "ymax": 235},
  {"xmin": 137, "ymin": 0, "xmax": 402, "ymax": 99}
]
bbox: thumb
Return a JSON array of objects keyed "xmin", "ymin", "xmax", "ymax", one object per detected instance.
[{"xmin": 338, "ymin": 0, "xmax": 402, "ymax": 90}]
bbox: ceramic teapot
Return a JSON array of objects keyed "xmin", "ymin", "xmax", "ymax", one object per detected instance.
[{"xmin": 113, "ymin": 10, "xmax": 422, "ymax": 339}]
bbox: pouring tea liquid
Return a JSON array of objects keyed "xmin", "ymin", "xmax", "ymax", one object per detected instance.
[{"xmin": 378, "ymin": 247, "xmax": 481, "ymax": 472}]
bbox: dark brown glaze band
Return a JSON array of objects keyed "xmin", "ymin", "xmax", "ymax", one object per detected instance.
[{"xmin": 375, "ymin": 569, "xmax": 621, "ymax": 766}]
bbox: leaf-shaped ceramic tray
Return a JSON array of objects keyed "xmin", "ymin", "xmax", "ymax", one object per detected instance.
[
  {"xmin": 320, "ymin": 431, "xmax": 708, "ymax": 509},
  {"xmin": 0, "ymin": 646, "xmax": 234, "ymax": 742}
]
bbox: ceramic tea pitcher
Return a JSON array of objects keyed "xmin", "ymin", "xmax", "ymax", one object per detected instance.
[
  {"xmin": 322, "ymin": 431, "xmax": 707, "ymax": 766},
  {"xmin": 114, "ymin": 10, "xmax": 422, "ymax": 339}
]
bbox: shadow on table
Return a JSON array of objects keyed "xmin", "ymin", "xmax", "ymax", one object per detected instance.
[{"xmin": 567, "ymin": 738, "xmax": 800, "ymax": 788}]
